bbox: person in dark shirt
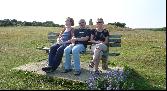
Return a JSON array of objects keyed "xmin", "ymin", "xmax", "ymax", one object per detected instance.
[
  {"xmin": 63, "ymin": 19, "xmax": 90, "ymax": 75},
  {"xmin": 89, "ymin": 18, "xmax": 109, "ymax": 74}
]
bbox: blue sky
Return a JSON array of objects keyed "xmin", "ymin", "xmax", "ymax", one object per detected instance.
[{"xmin": 0, "ymin": 0, "xmax": 166, "ymax": 28}]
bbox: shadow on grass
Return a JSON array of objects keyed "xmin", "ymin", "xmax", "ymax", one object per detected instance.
[{"xmin": 125, "ymin": 68, "xmax": 164, "ymax": 90}]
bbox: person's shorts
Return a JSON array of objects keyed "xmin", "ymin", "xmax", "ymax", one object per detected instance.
[{"xmin": 91, "ymin": 43, "xmax": 108, "ymax": 57}]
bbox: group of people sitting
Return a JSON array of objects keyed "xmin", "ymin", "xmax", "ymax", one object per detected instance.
[{"xmin": 42, "ymin": 17, "xmax": 109, "ymax": 76}]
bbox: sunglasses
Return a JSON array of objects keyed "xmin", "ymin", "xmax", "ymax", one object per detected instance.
[
  {"xmin": 79, "ymin": 22, "xmax": 85, "ymax": 24},
  {"xmin": 96, "ymin": 22, "xmax": 103, "ymax": 23}
]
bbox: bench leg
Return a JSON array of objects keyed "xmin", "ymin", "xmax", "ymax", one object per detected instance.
[{"xmin": 101, "ymin": 57, "xmax": 108, "ymax": 70}]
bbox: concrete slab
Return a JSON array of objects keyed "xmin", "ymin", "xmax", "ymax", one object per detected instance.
[
  {"xmin": 13, "ymin": 60, "xmax": 93, "ymax": 83},
  {"xmin": 13, "ymin": 60, "xmax": 123, "ymax": 83}
]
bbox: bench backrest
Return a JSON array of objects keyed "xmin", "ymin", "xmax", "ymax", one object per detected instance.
[
  {"xmin": 48, "ymin": 32, "xmax": 59, "ymax": 44},
  {"xmin": 108, "ymin": 35, "xmax": 122, "ymax": 47},
  {"xmin": 47, "ymin": 32, "xmax": 122, "ymax": 47}
]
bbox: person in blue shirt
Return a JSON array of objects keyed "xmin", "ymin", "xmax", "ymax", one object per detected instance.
[
  {"xmin": 89, "ymin": 18, "xmax": 109, "ymax": 74},
  {"xmin": 42, "ymin": 17, "xmax": 74, "ymax": 73},
  {"xmin": 63, "ymin": 19, "xmax": 90, "ymax": 76}
]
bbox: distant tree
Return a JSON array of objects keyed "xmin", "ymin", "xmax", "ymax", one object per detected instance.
[
  {"xmin": 0, "ymin": 19, "xmax": 63, "ymax": 27},
  {"xmin": 121, "ymin": 23, "xmax": 126, "ymax": 28},
  {"xmin": 60, "ymin": 25, "xmax": 65, "ymax": 28},
  {"xmin": 154, "ymin": 27, "xmax": 166, "ymax": 31},
  {"xmin": 16, "ymin": 21, "xmax": 22, "ymax": 26},
  {"xmin": 108, "ymin": 22, "xmax": 126, "ymax": 28},
  {"xmin": 43, "ymin": 21, "xmax": 56, "ymax": 27},
  {"xmin": 32, "ymin": 21, "xmax": 37, "ymax": 26},
  {"xmin": 11, "ymin": 19, "xmax": 17, "ymax": 26},
  {"xmin": 23, "ymin": 21, "xmax": 32, "ymax": 26},
  {"xmin": 162, "ymin": 27, "xmax": 166, "ymax": 31},
  {"xmin": 108, "ymin": 23, "xmax": 115, "ymax": 25},
  {"xmin": 0, "ymin": 19, "xmax": 12, "ymax": 26}
]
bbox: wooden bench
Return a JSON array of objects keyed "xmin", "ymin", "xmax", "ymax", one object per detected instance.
[
  {"xmin": 37, "ymin": 32, "xmax": 122, "ymax": 70},
  {"xmin": 37, "ymin": 32, "xmax": 59, "ymax": 53}
]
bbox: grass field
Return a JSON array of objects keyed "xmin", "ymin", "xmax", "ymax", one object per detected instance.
[{"xmin": 0, "ymin": 26, "xmax": 166, "ymax": 90}]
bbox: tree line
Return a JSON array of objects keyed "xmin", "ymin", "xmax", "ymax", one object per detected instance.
[
  {"xmin": 1, "ymin": 19, "xmax": 127, "ymax": 28},
  {"xmin": 108, "ymin": 22, "xmax": 126, "ymax": 28},
  {"xmin": 88, "ymin": 19, "xmax": 126, "ymax": 28},
  {"xmin": 0, "ymin": 19, "xmax": 64, "ymax": 27}
]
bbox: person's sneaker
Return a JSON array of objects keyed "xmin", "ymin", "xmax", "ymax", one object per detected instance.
[
  {"xmin": 62, "ymin": 69, "xmax": 72, "ymax": 73},
  {"xmin": 42, "ymin": 67, "xmax": 56, "ymax": 73},
  {"xmin": 42, "ymin": 67, "xmax": 52, "ymax": 71},
  {"xmin": 74, "ymin": 71, "xmax": 81, "ymax": 76},
  {"xmin": 88, "ymin": 61, "xmax": 94, "ymax": 68}
]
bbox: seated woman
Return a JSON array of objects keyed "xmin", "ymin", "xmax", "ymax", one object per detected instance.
[
  {"xmin": 42, "ymin": 17, "xmax": 74, "ymax": 73},
  {"xmin": 89, "ymin": 18, "xmax": 109, "ymax": 74}
]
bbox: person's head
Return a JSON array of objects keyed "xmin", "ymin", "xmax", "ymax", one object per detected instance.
[
  {"xmin": 78, "ymin": 19, "xmax": 86, "ymax": 28},
  {"xmin": 65, "ymin": 17, "xmax": 74, "ymax": 27},
  {"xmin": 60, "ymin": 17, "xmax": 74, "ymax": 35},
  {"xmin": 96, "ymin": 18, "xmax": 104, "ymax": 29}
]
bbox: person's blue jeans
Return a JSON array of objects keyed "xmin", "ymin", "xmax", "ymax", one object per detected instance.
[
  {"xmin": 48, "ymin": 43, "xmax": 68, "ymax": 69},
  {"xmin": 64, "ymin": 44, "xmax": 85, "ymax": 71}
]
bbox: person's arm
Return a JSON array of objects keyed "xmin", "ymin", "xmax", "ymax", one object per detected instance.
[
  {"xmin": 72, "ymin": 29, "xmax": 89, "ymax": 42},
  {"xmin": 103, "ymin": 36, "xmax": 109, "ymax": 44},
  {"xmin": 90, "ymin": 34, "xmax": 100, "ymax": 44},
  {"xmin": 58, "ymin": 27, "xmax": 65, "ymax": 38},
  {"xmin": 75, "ymin": 36, "xmax": 89, "ymax": 41},
  {"xmin": 63, "ymin": 39, "xmax": 71, "ymax": 44},
  {"xmin": 90, "ymin": 30, "xmax": 102, "ymax": 44},
  {"xmin": 70, "ymin": 29, "xmax": 76, "ymax": 44},
  {"xmin": 103, "ymin": 30, "xmax": 109, "ymax": 44}
]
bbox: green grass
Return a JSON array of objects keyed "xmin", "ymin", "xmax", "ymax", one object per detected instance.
[{"xmin": 0, "ymin": 26, "xmax": 166, "ymax": 90}]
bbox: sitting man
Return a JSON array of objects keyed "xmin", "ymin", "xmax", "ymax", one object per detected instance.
[{"xmin": 63, "ymin": 19, "xmax": 90, "ymax": 76}]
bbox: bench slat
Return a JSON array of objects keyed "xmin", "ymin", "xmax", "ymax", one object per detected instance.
[
  {"xmin": 109, "ymin": 35, "xmax": 122, "ymax": 38},
  {"xmin": 48, "ymin": 32, "xmax": 59, "ymax": 44},
  {"xmin": 109, "ymin": 38, "xmax": 121, "ymax": 43},
  {"xmin": 109, "ymin": 42, "xmax": 121, "ymax": 47},
  {"xmin": 48, "ymin": 36, "xmax": 57, "ymax": 40},
  {"xmin": 49, "ymin": 40, "xmax": 56, "ymax": 44},
  {"xmin": 110, "ymin": 52, "xmax": 120, "ymax": 56}
]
